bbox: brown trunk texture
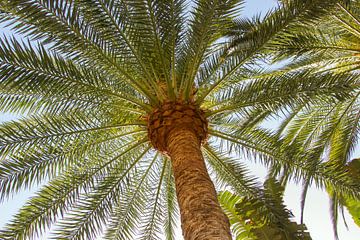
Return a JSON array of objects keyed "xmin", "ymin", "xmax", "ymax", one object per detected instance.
[{"xmin": 166, "ymin": 126, "xmax": 232, "ymax": 240}]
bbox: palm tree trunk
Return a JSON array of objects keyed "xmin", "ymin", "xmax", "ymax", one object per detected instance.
[{"xmin": 166, "ymin": 126, "xmax": 232, "ymax": 240}]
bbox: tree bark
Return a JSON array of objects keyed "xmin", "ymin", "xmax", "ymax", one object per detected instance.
[{"xmin": 166, "ymin": 126, "xmax": 232, "ymax": 240}]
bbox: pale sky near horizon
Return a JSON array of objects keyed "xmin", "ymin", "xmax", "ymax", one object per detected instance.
[{"xmin": 0, "ymin": 1, "xmax": 360, "ymax": 239}]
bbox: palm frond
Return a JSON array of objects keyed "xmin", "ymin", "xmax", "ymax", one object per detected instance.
[
  {"xmin": 0, "ymin": 127, "xmax": 145, "ymax": 203},
  {"xmin": 208, "ymin": 71, "xmax": 357, "ymax": 117},
  {"xmin": 0, "ymin": 0, "xmax": 160, "ymax": 104},
  {"xmin": 138, "ymin": 156, "xmax": 168, "ymax": 240},
  {"xmin": 203, "ymin": 144, "xmax": 261, "ymax": 196},
  {"xmin": 0, "ymin": 139, "xmax": 148, "ymax": 240},
  {"xmin": 177, "ymin": 0, "xmax": 243, "ymax": 100},
  {"xmin": 162, "ymin": 158, "xmax": 178, "ymax": 240},
  {"xmin": 197, "ymin": 0, "xmax": 340, "ymax": 102},
  {"xmin": 219, "ymin": 178, "xmax": 312, "ymax": 240},
  {"xmin": 0, "ymin": 36, "xmax": 150, "ymax": 110},
  {"xmin": 52, "ymin": 145, "xmax": 151, "ymax": 240},
  {"xmin": 0, "ymin": 112, "xmax": 144, "ymax": 160},
  {"xmin": 103, "ymin": 152, "xmax": 161, "ymax": 240}
]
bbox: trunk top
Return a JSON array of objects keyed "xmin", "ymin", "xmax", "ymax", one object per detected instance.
[{"xmin": 147, "ymin": 101, "xmax": 208, "ymax": 153}]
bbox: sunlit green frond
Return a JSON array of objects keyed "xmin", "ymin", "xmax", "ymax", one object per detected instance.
[
  {"xmin": 0, "ymin": 109, "xmax": 147, "ymax": 205},
  {"xmin": 269, "ymin": 2, "xmax": 360, "ymax": 74},
  {"xmin": 208, "ymin": 71, "xmax": 357, "ymax": 117},
  {"xmin": 218, "ymin": 190, "xmax": 251, "ymax": 239},
  {"xmin": 344, "ymin": 195, "xmax": 360, "ymax": 227},
  {"xmin": 161, "ymin": 158, "xmax": 178, "ymax": 240},
  {"xmin": 0, "ymin": 0, "xmax": 161, "ymax": 104},
  {"xmin": 137, "ymin": 157, "xmax": 168, "ymax": 240},
  {"xmin": 211, "ymin": 126, "xmax": 360, "ymax": 200},
  {"xmin": 0, "ymin": 112, "xmax": 144, "ymax": 159},
  {"xmin": 209, "ymin": 127, "xmax": 284, "ymax": 167},
  {"xmin": 326, "ymin": 158, "xmax": 360, "ymax": 238},
  {"xmin": 0, "ymin": 36, "xmax": 149, "ymax": 110},
  {"xmin": 177, "ymin": 0, "xmax": 243, "ymax": 100},
  {"xmin": 197, "ymin": 0, "xmax": 340, "ymax": 101},
  {"xmin": 203, "ymin": 144, "xmax": 260, "ymax": 196},
  {"xmin": 219, "ymin": 179, "xmax": 312, "ymax": 240},
  {"xmin": 0, "ymin": 92, "xmax": 101, "ymax": 116},
  {"xmin": 345, "ymin": 158, "xmax": 360, "ymax": 227},
  {"xmin": 0, "ymin": 139, "xmax": 149, "ymax": 240},
  {"xmin": 103, "ymin": 152, "xmax": 160, "ymax": 240},
  {"xmin": 52, "ymin": 145, "xmax": 151, "ymax": 240},
  {"xmin": 119, "ymin": 0, "xmax": 188, "ymax": 100}
]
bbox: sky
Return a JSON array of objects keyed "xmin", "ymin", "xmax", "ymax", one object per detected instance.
[{"xmin": 0, "ymin": 0, "xmax": 360, "ymax": 240}]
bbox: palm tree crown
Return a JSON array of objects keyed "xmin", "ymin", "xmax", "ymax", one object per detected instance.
[{"xmin": 0, "ymin": 0, "xmax": 359, "ymax": 239}]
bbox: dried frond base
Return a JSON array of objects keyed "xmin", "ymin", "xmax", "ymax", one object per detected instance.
[{"xmin": 147, "ymin": 101, "xmax": 208, "ymax": 152}]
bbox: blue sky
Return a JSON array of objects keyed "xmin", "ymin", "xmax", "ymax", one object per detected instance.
[{"xmin": 0, "ymin": 0, "xmax": 360, "ymax": 239}]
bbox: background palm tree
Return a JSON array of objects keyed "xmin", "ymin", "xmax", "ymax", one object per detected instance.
[
  {"xmin": 0, "ymin": 0, "xmax": 359, "ymax": 239},
  {"xmin": 260, "ymin": 0, "xmax": 360, "ymax": 238}
]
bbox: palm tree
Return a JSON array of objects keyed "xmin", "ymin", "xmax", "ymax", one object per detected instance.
[
  {"xmin": 0, "ymin": 0, "xmax": 359, "ymax": 239},
  {"xmin": 262, "ymin": 0, "xmax": 360, "ymax": 238}
]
